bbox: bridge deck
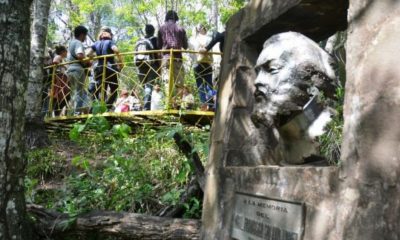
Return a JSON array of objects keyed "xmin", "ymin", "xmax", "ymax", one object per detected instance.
[{"xmin": 45, "ymin": 110, "xmax": 214, "ymax": 131}]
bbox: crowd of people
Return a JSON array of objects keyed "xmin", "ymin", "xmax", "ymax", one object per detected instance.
[{"xmin": 46, "ymin": 10, "xmax": 225, "ymax": 116}]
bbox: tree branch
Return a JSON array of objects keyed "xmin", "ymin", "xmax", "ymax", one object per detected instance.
[{"xmin": 173, "ymin": 132, "xmax": 205, "ymax": 190}]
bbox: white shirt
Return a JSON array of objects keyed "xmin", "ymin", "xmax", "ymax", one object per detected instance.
[
  {"xmin": 189, "ymin": 33, "xmax": 212, "ymax": 63},
  {"xmin": 151, "ymin": 91, "xmax": 164, "ymax": 110}
]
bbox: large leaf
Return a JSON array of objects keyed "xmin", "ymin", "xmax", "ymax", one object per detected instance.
[
  {"xmin": 69, "ymin": 123, "xmax": 86, "ymax": 141},
  {"xmin": 112, "ymin": 124, "xmax": 132, "ymax": 139}
]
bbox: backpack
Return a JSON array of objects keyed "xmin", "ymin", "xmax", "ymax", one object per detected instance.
[{"xmin": 134, "ymin": 38, "xmax": 155, "ymax": 65}]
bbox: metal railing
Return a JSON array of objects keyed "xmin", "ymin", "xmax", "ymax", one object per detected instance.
[{"xmin": 43, "ymin": 49, "xmax": 222, "ymax": 119}]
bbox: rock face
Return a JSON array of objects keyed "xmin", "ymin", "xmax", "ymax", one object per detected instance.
[
  {"xmin": 336, "ymin": 1, "xmax": 400, "ymax": 239},
  {"xmin": 201, "ymin": 0, "xmax": 348, "ymax": 239}
]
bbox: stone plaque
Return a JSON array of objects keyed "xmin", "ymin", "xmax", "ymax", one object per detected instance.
[{"xmin": 231, "ymin": 192, "xmax": 305, "ymax": 240}]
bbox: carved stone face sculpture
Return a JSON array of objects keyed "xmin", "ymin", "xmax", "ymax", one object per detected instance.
[{"xmin": 251, "ymin": 32, "xmax": 338, "ymax": 164}]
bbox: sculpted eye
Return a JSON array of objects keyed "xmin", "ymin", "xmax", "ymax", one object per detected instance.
[
  {"xmin": 262, "ymin": 62, "xmax": 281, "ymax": 74},
  {"xmin": 268, "ymin": 66, "xmax": 280, "ymax": 74},
  {"xmin": 256, "ymin": 60, "xmax": 282, "ymax": 75}
]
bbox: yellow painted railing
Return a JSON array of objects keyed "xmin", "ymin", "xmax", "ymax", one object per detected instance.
[{"xmin": 43, "ymin": 49, "xmax": 222, "ymax": 121}]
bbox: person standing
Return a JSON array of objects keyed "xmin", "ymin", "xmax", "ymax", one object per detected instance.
[
  {"xmin": 66, "ymin": 25, "xmax": 90, "ymax": 115},
  {"xmin": 151, "ymin": 84, "xmax": 164, "ymax": 110},
  {"xmin": 157, "ymin": 10, "xmax": 188, "ymax": 108},
  {"xmin": 52, "ymin": 46, "xmax": 69, "ymax": 116},
  {"xmin": 90, "ymin": 27, "xmax": 124, "ymax": 110},
  {"xmin": 135, "ymin": 24, "xmax": 160, "ymax": 110},
  {"xmin": 190, "ymin": 24, "xmax": 214, "ymax": 110}
]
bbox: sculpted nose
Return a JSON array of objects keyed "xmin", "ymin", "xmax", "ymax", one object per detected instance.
[
  {"xmin": 254, "ymin": 74, "xmax": 263, "ymax": 87},
  {"xmin": 254, "ymin": 73, "xmax": 267, "ymax": 91},
  {"xmin": 254, "ymin": 83, "xmax": 263, "ymax": 91}
]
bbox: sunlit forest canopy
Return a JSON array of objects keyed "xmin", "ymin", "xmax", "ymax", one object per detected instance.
[{"xmin": 48, "ymin": 0, "xmax": 247, "ymax": 50}]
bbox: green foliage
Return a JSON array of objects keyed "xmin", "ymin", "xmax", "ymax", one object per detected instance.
[
  {"xmin": 69, "ymin": 101, "xmax": 111, "ymax": 141},
  {"xmin": 69, "ymin": 123, "xmax": 86, "ymax": 141},
  {"xmin": 317, "ymin": 31, "xmax": 347, "ymax": 165},
  {"xmin": 25, "ymin": 177, "xmax": 39, "ymax": 204},
  {"xmin": 220, "ymin": 0, "xmax": 247, "ymax": 24},
  {"xmin": 92, "ymin": 101, "xmax": 108, "ymax": 114},
  {"xmin": 112, "ymin": 124, "xmax": 132, "ymax": 138},
  {"xmin": 318, "ymin": 86, "xmax": 345, "ymax": 165},
  {"xmin": 27, "ymin": 115, "xmax": 210, "ymax": 218},
  {"xmin": 86, "ymin": 116, "xmax": 111, "ymax": 133},
  {"xmin": 25, "ymin": 148, "xmax": 67, "ymax": 206},
  {"xmin": 50, "ymin": 0, "xmax": 246, "ymax": 47},
  {"xmin": 27, "ymin": 148, "xmax": 66, "ymax": 180},
  {"xmin": 161, "ymin": 189, "xmax": 185, "ymax": 206},
  {"xmin": 183, "ymin": 197, "xmax": 202, "ymax": 219},
  {"xmin": 58, "ymin": 126, "xmax": 207, "ymax": 215}
]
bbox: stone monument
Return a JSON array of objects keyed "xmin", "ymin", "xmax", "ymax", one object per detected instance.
[
  {"xmin": 201, "ymin": 0, "xmax": 400, "ymax": 239},
  {"xmin": 200, "ymin": 1, "xmax": 348, "ymax": 239}
]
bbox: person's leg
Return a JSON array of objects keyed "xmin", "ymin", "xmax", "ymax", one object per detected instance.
[
  {"xmin": 105, "ymin": 68, "xmax": 119, "ymax": 110},
  {"xmin": 137, "ymin": 64, "xmax": 147, "ymax": 83},
  {"xmin": 75, "ymin": 69, "xmax": 88, "ymax": 114},
  {"xmin": 143, "ymin": 63, "xmax": 159, "ymax": 110},
  {"xmin": 66, "ymin": 69, "xmax": 79, "ymax": 115},
  {"xmin": 143, "ymin": 83, "xmax": 153, "ymax": 110},
  {"xmin": 202, "ymin": 63, "xmax": 214, "ymax": 108},
  {"xmin": 58, "ymin": 74, "xmax": 70, "ymax": 116},
  {"xmin": 138, "ymin": 63, "xmax": 151, "ymax": 110},
  {"xmin": 57, "ymin": 99, "xmax": 65, "ymax": 116},
  {"xmin": 194, "ymin": 63, "xmax": 207, "ymax": 103},
  {"xmin": 174, "ymin": 60, "xmax": 185, "ymax": 87},
  {"xmin": 173, "ymin": 60, "xmax": 185, "ymax": 108},
  {"xmin": 93, "ymin": 66, "xmax": 103, "ymax": 102},
  {"xmin": 53, "ymin": 99, "xmax": 60, "ymax": 116},
  {"xmin": 161, "ymin": 58, "xmax": 171, "ymax": 107}
]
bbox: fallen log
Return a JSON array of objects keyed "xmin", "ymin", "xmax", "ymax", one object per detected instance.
[{"xmin": 27, "ymin": 204, "xmax": 201, "ymax": 240}]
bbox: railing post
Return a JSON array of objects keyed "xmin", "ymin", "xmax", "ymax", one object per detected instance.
[
  {"xmin": 48, "ymin": 65, "xmax": 57, "ymax": 117},
  {"xmin": 101, "ymin": 56, "xmax": 107, "ymax": 105},
  {"xmin": 167, "ymin": 48, "xmax": 174, "ymax": 110}
]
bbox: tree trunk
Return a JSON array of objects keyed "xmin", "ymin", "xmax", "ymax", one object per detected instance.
[
  {"xmin": 25, "ymin": 0, "xmax": 52, "ymax": 149},
  {"xmin": 90, "ymin": 11, "xmax": 102, "ymax": 40},
  {"xmin": 28, "ymin": 204, "xmax": 201, "ymax": 240},
  {"xmin": 211, "ymin": 0, "xmax": 219, "ymax": 31},
  {"xmin": 0, "ymin": 1, "xmax": 33, "ymax": 239}
]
